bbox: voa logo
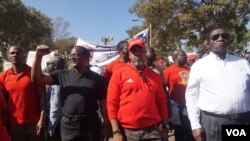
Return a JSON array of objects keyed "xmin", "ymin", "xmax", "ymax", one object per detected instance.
[{"xmin": 226, "ymin": 129, "xmax": 246, "ymax": 136}]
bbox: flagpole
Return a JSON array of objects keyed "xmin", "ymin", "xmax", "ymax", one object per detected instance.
[
  {"xmin": 149, "ymin": 24, "xmax": 152, "ymax": 47},
  {"xmin": 74, "ymin": 37, "xmax": 78, "ymax": 46}
]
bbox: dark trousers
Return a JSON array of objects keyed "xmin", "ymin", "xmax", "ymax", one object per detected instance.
[
  {"xmin": 174, "ymin": 106, "xmax": 195, "ymax": 141},
  {"xmin": 201, "ymin": 111, "xmax": 250, "ymax": 141},
  {"xmin": 9, "ymin": 122, "xmax": 45, "ymax": 141},
  {"xmin": 60, "ymin": 115, "xmax": 101, "ymax": 141},
  {"xmin": 123, "ymin": 124, "xmax": 163, "ymax": 141}
]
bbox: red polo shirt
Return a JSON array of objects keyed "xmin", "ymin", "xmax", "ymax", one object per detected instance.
[
  {"xmin": 107, "ymin": 64, "xmax": 168, "ymax": 129},
  {"xmin": 0, "ymin": 65, "xmax": 41, "ymax": 124}
]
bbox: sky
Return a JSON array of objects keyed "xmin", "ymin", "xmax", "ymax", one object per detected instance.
[{"xmin": 22, "ymin": 0, "xmax": 141, "ymax": 45}]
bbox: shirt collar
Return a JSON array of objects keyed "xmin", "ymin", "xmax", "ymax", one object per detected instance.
[
  {"xmin": 9, "ymin": 64, "xmax": 29, "ymax": 75},
  {"xmin": 209, "ymin": 52, "xmax": 230, "ymax": 62}
]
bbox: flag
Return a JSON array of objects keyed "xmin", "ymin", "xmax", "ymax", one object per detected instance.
[
  {"xmin": 133, "ymin": 27, "xmax": 150, "ymax": 48},
  {"xmin": 75, "ymin": 38, "xmax": 118, "ymax": 67}
]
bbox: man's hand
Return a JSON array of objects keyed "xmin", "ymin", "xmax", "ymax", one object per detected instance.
[
  {"xmin": 36, "ymin": 118, "xmax": 44, "ymax": 135},
  {"xmin": 113, "ymin": 133, "xmax": 123, "ymax": 141},
  {"xmin": 36, "ymin": 116, "xmax": 45, "ymax": 135},
  {"xmin": 192, "ymin": 128, "xmax": 205, "ymax": 141},
  {"xmin": 36, "ymin": 45, "xmax": 51, "ymax": 57}
]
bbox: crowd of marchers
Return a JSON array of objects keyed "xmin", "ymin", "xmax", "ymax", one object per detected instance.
[{"xmin": 0, "ymin": 27, "xmax": 250, "ymax": 141}]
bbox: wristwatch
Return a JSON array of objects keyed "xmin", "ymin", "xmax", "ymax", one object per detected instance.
[{"xmin": 113, "ymin": 129, "xmax": 121, "ymax": 135}]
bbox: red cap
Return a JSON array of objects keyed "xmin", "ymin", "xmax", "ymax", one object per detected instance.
[
  {"xmin": 188, "ymin": 54, "xmax": 197, "ymax": 61},
  {"xmin": 128, "ymin": 38, "xmax": 145, "ymax": 50}
]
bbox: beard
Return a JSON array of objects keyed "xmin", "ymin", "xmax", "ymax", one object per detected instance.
[
  {"xmin": 131, "ymin": 59, "xmax": 146, "ymax": 70},
  {"xmin": 212, "ymin": 46, "xmax": 227, "ymax": 58}
]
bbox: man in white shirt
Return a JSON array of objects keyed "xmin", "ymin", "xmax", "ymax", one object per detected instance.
[{"xmin": 185, "ymin": 27, "xmax": 250, "ymax": 141}]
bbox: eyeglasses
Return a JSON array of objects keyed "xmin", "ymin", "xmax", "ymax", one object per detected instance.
[{"xmin": 210, "ymin": 33, "xmax": 229, "ymax": 41}]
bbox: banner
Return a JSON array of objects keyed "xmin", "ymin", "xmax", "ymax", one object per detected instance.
[
  {"xmin": 133, "ymin": 27, "xmax": 149, "ymax": 48},
  {"xmin": 75, "ymin": 38, "xmax": 118, "ymax": 67},
  {"xmin": 26, "ymin": 51, "xmax": 56, "ymax": 70}
]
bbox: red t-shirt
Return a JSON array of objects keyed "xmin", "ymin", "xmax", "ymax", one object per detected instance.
[
  {"xmin": 105, "ymin": 58, "xmax": 128, "ymax": 79},
  {"xmin": 0, "ymin": 65, "xmax": 41, "ymax": 124},
  {"xmin": 107, "ymin": 64, "xmax": 168, "ymax": 129},
  {"xmin": 163, "ymin": 64, "xmax": 190, "ymax": 106}
]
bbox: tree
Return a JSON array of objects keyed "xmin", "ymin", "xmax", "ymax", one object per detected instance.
[
  {"xmin": 0, "ymin": 0, "xmax": 53, "ymax": 58},
  {"xmin": 52, "ymin": 17, "xmax": 71, "ymax": 41},
  {"xmin": 128, "ymin": 0, "xmax": 250, "ymax": 57},
  {"xmin": 54, "ymin": 36, "xmax": 76, "ymax": 57},
  {"xmin": 101, "ymin": 35, "xmax": 114, "ymax": 45}
]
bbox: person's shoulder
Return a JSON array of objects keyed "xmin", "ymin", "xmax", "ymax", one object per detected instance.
[
  {"xmin": 228, "ymin": 54, "xmax": 245, "ymax": 61},
  {"xmin": 229, "ymin": 54, "xmax": 250, "ymax": 66},
  {"xmin": 0, "ymin": 68, "xmax": 12, "ymax": 77},
  {"xmin": 110, "ymin": 64, "xmax": 131, "ymax": 77},
  {"xmin": 146, "ymin": 67, "xmax": 160, "ymax": 76},
  {"xmin": 106, "ymin": 58, "xmax": 119, "ymax": 67},
  {"xmin": 88, "ymin": 69, "xmax": 101, "ymax": 77},
  {"xmin": 192, "ymin": 55, "xmax": 210, "ymax": 66}
]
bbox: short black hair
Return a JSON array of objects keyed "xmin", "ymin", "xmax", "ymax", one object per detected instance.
[
  {"xmin": 74, "ymin": 46, "xmax": 90, "ymax": 59},
  {"xmin": 116, "ymin": 40, "xmax": 128, "ymax": 51},
  {"xmin": 7, "ymin": 44, "xmax": 24, "ymax": 53}
]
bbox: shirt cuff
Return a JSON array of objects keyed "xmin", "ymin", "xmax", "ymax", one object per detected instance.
[{"xmin": 191, "ymin": 121, "xmax": 202, "ymax": 130}]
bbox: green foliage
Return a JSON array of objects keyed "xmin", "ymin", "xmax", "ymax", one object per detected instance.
[
  {"xmin": 54, "ymin": 37, "xmax": 76, "ymax": 57},
  {"xmin": 54, "ymin": 37, "xmax": 76, "ymax": 67},
  {"xmin": 128, "ymin": 0, "xmax": 250, "ymax": 57},
  {"xmin": 0, "ymin": 0, "xmax": 53, "ymax": 59}
]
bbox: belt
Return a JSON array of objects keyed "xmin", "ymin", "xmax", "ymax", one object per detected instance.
[
  {"xmin": 202, "ymin": 111, "xmax": 249, "ymax": 120},
  {"xmin": 63, "ymin": 113, "xmax": 97, "ymax": 120},
  {"xmin": 124, "ymin": 123, "xmax": 160, "ymax": 131}
]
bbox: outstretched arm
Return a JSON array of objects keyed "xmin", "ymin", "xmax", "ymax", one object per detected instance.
[{"xmin": 31, "ymin": 45, "xmax": 53, "ymax": 85}]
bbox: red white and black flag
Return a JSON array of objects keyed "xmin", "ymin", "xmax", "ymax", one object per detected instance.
[{"xmin": 133, "ymin": 27, "xmax": 150, "ymax": 48}]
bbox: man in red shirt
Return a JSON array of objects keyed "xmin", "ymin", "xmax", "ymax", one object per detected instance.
[
  {"xmin": 105, "ymin": 40, "xmax": 129, "ymax": 80},
  {"xmin": 107, "ymin": 38, "xmax": 168, "ymax": 141},
  {"xmin": 0, "ymin": 45, "xmax": 45, "ymax": 141},
  {"xmin": 163, "ymin": 49, "xmax": 194, "ymax": 141}
]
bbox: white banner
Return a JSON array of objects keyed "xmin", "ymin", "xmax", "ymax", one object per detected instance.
[
  {"xmin": 75, "ymin": 38, "xmax": 118, "ymax": 67},
  {"xmin": 26, "ymin": 51, "xmax": 56, "ymax": 70}
]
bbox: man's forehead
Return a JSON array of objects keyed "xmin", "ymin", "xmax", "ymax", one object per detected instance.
[
  {"xmin": 210, "ymin": 28, "xmax": 226, "ymax": 35},
  {"xmin": 49, "ymin": 57, "xmax": 60, "ymax": 62}
]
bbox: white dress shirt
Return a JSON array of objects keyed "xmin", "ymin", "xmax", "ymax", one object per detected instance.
[
  {"xmin": 47, "ymin": 85, "xmax": 61, "ymax": 134},
  {"xmin": 185, "ymin": 52, "xmax": 250, "ymax": 130}
]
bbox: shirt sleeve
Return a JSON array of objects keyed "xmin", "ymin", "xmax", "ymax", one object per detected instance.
[
  {"xmin": 155, "ymin": 75, "xmax": 168, "ymax": 120},
  {"xmin": 48, "ymin": 85, "xmax": 61, "ymax": 134},
  {"xmin": 107, "ymin": 71, "xmax": 121, "ymax": 120},
  {"xmin": 185, "ymin": 63, "xmax": 202, "ymax": 130}
]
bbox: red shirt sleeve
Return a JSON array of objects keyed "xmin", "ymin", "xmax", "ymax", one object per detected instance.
[
  {"xmin": 155, "ymin": 75, "xmax": 169, "ymax": 120},
  {"xmin": 107, "ymin": 71, "xmax": 121, "ymax": 119}
]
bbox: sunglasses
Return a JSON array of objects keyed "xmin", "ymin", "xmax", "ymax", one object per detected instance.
[{"xmin": 210, "ymin": 33, "xmax": 229, "ymax": 41}]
